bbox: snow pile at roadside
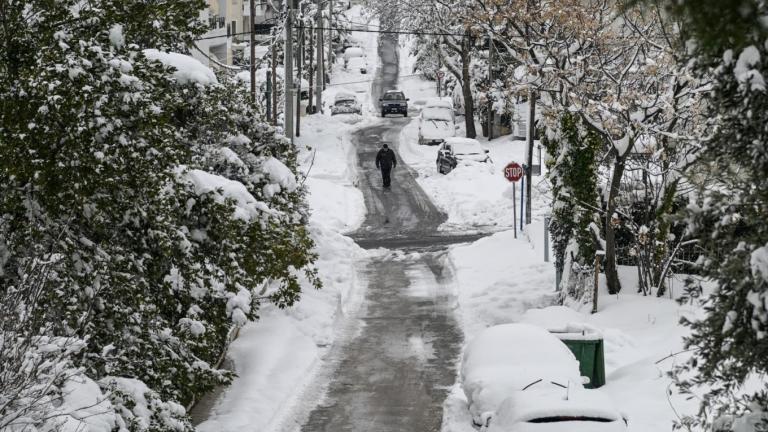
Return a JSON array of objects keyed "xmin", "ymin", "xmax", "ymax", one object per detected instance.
[
  {"xmin": 449, "ymin": 230, "xmax": 557, "ymax": 337},
  {"xmin": 196, "ymin": 223, "xmax": 364, "ymax": 432}
]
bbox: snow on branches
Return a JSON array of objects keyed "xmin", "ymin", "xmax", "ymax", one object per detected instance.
[{"xmin": 1, "ymin": 0, "xmax": 318, "ymax": 428}]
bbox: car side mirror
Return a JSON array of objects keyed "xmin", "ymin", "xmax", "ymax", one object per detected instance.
[
  {"xmin": 485, "ymin": 149, "xmax": 490, "ymax": 153},
  {"xmin": 406, "ymin": 98, "xmax": 410, "ymax": 101},
  {"xmin": 378, "ymin": 98, "xmax": 382, "ymax": 101}
]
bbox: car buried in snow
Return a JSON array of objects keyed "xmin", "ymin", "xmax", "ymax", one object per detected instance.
[
  {"xmin": 486, "ymin": 386, "xmax": 628, "ymax": 432},
  {"xmin": 461, "ymin": 323, "xmax": 628, "ymax": 431},
  {"xmin": 418, "ymin": 98, "xmax": 457, "ymax": 145},
  {"xmin": 436, "ymin": 137, "xmax": 490, "ymax": 174},
  {"xmin": 330, "ymin": 92, "xmax": 362, "ymax": 116}
]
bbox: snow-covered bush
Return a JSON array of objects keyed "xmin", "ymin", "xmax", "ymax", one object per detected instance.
[{"xmin": 1, "ymin": 0, "xmax": 318, "ymax": 427}]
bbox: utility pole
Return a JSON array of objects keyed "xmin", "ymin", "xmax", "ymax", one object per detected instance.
[
  {"xmin": 437, "ymin": 54, "xmax": 442, "ymax": 97},
  {"xmin": 327, "ymin": 0, "xmax": 333, "ymax": 79},
  {"xmin": 526, "ymin": 88, "xmax": 535, "ymax": 225},
  {"xmin": 308, "ymin": 14, "xmax": 314, "ymax": 113},
  {"xmin": 315, "ymin": 0, "xmax": 323, "ymax": 113},
  {"xmin": 249, "ymin": 0, "xmax": 256, "ymax": 104},
  {"xmin": 296, "ymin": 18, "xmax": 303, "ymax": 137},
  {"xmin": 271, "ymin": 39, "xmax": 277, "ymax": 124},
  {"xmin": 266, "ymin": 70, "xmax": 272, "ymax": 120},
  {"xmin": 487, "ymin": 34, "xmax": 494, "ymax": 141},
  {"xmin": 284, "ymin": 6, "xmax": 294, "ymax": 141}
]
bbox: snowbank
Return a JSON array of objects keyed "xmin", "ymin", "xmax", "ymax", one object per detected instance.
[{"xmin": 449, "ymin": 230, "xmax": 557, "ymax": 337}]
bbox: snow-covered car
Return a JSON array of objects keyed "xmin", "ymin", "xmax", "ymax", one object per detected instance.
[
  {"xmin": 379, "ymin": 90, "xmax": 408, "ymax": 117},
  {"xmin": 461, "ymin": 323, "xmax": 584, "ymax": 427},
  {"xmin": 436, "ymin": 137, "xmax": 490, "ymax": 174},
  {"xmin": 343, "ymin": 46, "xmax": 365, "ymax": 60},
  {"xmin": 330, "ymin": 92, "xmax": 362, "ymax": 115},
  {"xmin": 487, "ymin": 387, "xmax": 628, "ymax": 432},
  {"xmin": 346, "ymin": 56, "xmax": 367, "ymax": 74},
  {"xmin": 418, "ymin": 98, "xmax": 456, "ymax": 145}
]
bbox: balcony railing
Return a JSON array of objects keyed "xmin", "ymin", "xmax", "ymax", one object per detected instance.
[{"xmin": 208, "ymin": 16, "xmax": 225, "ymax": 30}]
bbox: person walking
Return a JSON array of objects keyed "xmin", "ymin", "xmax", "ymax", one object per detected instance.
[{"xmin": 375, "ymin": 143, "xmax": 397, "ymax": 188}]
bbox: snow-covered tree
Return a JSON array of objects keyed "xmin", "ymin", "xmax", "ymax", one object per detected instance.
[
  {"xmin": 542, "ymin": 113, "xmax": 602, "ymax": 298},
  {"xmin": 621, "ymin": 0, "xmax": 768, "ymax": 428},
  {"xmin": 1, "ymin": 0, "xmax": 318, "ymax": 428}
]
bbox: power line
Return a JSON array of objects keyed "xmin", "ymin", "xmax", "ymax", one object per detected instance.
[
  {"xmin": 298, "ymin": 25, "xmax": 466, "ymax": 37},
  {"xmin": 195, "ymin": 24, "xmax": 467, "ymax": 42},
  {"xmin": 326, "ymin": 72, "xmax": 429, "ymax": 87},
  {"xmin": 196, "ymin": 30, "xmax": 276, "ymax": 42}
]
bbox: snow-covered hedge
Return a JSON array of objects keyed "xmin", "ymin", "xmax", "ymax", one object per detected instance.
[{"xmin": 0, "ymin": 0, "xmax": 318, "ymax": 428}]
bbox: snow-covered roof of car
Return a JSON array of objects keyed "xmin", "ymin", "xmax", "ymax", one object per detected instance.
[
  {"xmin": 347, "ymin": 57, "xmax": 367, "ymax": 67},
  {"xmin": 343, "ymin": 47, "xmax": 364, "ymax": 58},
  {"xmin": 334, "ymin": 92, "xmax": 357, "ymax": 102},
  {"xmin": 461, "ymin": 324, "xmax": 583, "ymax": 424},
  {"xmin": 424, "ymin": 98, "xmax": 453, "ymax": 109},
  {"xmin": 487, "ymin": 387, "xmax": 626, "ymax": 432},
  {"xmin": 443, "ymin": 138, "xmax": 486, "ymax": 154}
]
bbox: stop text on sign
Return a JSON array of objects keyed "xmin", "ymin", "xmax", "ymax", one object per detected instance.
[{"xmin": 504, "ymin": 162, "xmax": 524, "ymax": 182}]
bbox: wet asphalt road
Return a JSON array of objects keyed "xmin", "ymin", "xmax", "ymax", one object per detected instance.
[{"xmin": 297, "ymin": 13, "xmax": 466, "ymax": 432}]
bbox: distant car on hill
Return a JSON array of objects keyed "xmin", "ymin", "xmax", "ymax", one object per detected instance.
[{"xmin": 379, "ymin": 90, "xmax": 408, "ymax": 117}]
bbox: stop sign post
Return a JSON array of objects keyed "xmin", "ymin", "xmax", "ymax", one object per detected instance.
[{"xmin": 504, "ymin": 162, "xmax": 523, "ymax": 239}]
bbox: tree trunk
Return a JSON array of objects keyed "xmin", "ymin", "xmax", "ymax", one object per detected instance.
[
  {"xmin": 652, "ymin": 180, "xmax": 679, "ymax": 297},
  {"xmin": 604, "ymin": 151, "xmax": 627, "ymax": 295},
  {"xmin": 462, "ymin": 36, "xmax": 476, "ymax": 139}
]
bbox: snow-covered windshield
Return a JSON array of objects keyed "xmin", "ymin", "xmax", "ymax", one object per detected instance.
[
  {"xmin": 451, "ymin": 141, "xmax": 484, "ymax": 154},
  {"xmin": 422, "ymin": 106, "xmax": 452, "ymax": 122}
]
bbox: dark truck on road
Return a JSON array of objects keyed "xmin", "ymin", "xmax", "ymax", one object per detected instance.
[{"xmin": 379, "ymin": 90, "xmax": 409, "ymax": 117}]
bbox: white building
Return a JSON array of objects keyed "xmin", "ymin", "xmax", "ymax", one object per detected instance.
[{"xmin": 194, "ymin": 0, "xmax": 284, "ymax": 68}]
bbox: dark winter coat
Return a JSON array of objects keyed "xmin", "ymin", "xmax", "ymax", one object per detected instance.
[{"xmin": 376, "ymin": 148, "xmax": 397, "ymax": 170}]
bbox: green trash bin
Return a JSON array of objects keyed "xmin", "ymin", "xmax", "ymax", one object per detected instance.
[{"xmin": 553, "ymin": 332, "xmax": 606, "ymax": 389}]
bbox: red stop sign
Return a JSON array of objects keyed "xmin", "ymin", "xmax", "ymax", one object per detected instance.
[{"xmin": 504, "ymin": 162, "xmax": 524, "ymax": 182}]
